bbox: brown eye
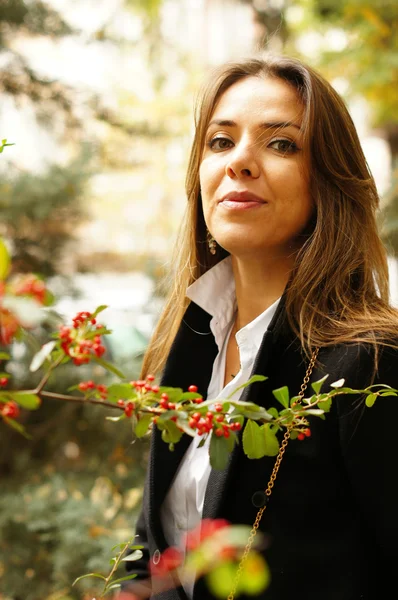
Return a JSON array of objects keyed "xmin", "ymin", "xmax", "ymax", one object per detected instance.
[
  {"xmin": 208, "ymin": 137, "xmax": 234, "ymax": 152},
  {"xmin": 269, "ymin": 139, "xmax": 299, "ymax": 154}
]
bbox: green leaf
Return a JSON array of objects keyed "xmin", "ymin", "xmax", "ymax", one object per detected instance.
[
  {"xmin": 135, "ymin": 414, "xmax": 153, "ymax": 438},
  {"xmin": 161, "ymin": 420, "xmax": 183, "ymax": 444},
  {"xmin": 311, "ymin": 374, "xmax": 329, "ymax": 394},
  {"xmin": 272, "ymin": 386, "xmax": 290, "ymax": 409},
  {"xmin": 317, "ymin": 396, "xmax": 332, "ymax": 412},
  {"xmin": 365, "ymin": 393, "xmax": 377, "ymax": 407},
  {"xmin": 73, "ymin": 573, "xmax": 106, "ymax": 586},
  {"xmin": 107, "ymin": 383, "xmax": 135, "ymax": 401},
  {"xmin": 267, "ymin": 406, "xmax": 279, "ymax": 419},
  {"xmin": 107, "ymin": 573, "xmax": 138, "ymax": 585},
  {"xmin": 3, "ymin": 417, "xmax": 32, "ymax": 438},
  {"xmin": 260, "ymin": 424, "xmax": 280, "ymax": 456},
  {"xmin": 238, "ymin": 551, "xmax": 270, "ymax": 595},
  {"xmin": 206, "ymin": 562, "xmax": 236, "ymax": 598},
  {"xmin": 158, "ymin": 387, "xmax": 184, "ymax": 403},
  {"xmin": 0, "ymin": 352, "xmax": 10, "ymax": 361},
  {"xmin": 30, "ymin": 341, "xmax": 56, "ymax": 372},
  {"xmin": 92, "ymin": 356, "xmax": 125, "ymax": 379},
  {"xmin": 92, "ymin": 305, "xmax": 108, "ymax": 318},
  {"xmin": 209, "ymin": 433, "xmax": 231, "ymax": 470},
  {"xmin": 380, "ymin": 391, "xmax": 397, "ymax": 397},
  {"xmin": 180, "ymin": 392, "xmax": 203, "ymax": 401},
  {"xmin": 121, "ymin": 549, "xmax": 144, "ymax": 561},
  {"xmin": 0, "ymin": 238, "xmax": 10, "ymax": 280},
  {"xmin": 13, "ymin": 392, "xmax": 41, "ymax": 410},
  {"xmin": 226, "ymin": 374, "xmax": 267, "ymax": 399},
  {"xmin": 106, "ymin": 413, "xmax": 126, "ymax": 422},
  {"xmin": 242, "ymin": 419, "xmax": 266, "ymax": 459},
  {"xmin": 330, "ymin": 378, "xmax": 345, "ymax": 389},
  {"xmin": 304, "ymin": 408, "xmax": 325, "ymax": 416}
]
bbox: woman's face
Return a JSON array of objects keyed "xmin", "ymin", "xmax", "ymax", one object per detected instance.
[{"xmin": 199, "ymin": 75, "xmax": 313, "ymax": 261}]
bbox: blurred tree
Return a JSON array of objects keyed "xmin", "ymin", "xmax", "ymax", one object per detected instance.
[
  {"xmin": 0, "ymin": 148, "xmax": 91, "ymax": 276},
  {"xmin": 286, "ymin": 0, "xmax": 398, "ymax": 252},
  {"xmin": 239, "ymin": 0, "xmax": 288, "ymax": 49}
]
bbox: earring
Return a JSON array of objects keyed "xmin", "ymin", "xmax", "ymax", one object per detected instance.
[{"xmin": 207, "ymin": 230, "xmax": 217, "ymax": 255}]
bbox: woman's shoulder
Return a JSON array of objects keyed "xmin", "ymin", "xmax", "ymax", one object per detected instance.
[{"xmin": 318, "ymin": 338, "xmax": 398, "ymax": 390}]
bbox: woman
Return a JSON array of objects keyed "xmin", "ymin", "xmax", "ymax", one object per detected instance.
[{"xmin": 122, "ymin": 55, "xmax": 398, "ymax": 600}]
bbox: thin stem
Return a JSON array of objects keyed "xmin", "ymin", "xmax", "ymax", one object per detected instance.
[
  {"xmin": 102, "ymin": 540, "xmax": 131, "ymax": 595},
  {"xmin": 34, "ymin": 355, "xmax": 64, "ymax": 393},
  {"xmin": 39, "ymin": 391, "xmax": 123, "ymax": 410}
]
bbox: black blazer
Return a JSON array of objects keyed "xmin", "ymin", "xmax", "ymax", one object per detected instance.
[{"xmin": 125, "ymin": 299, "xmax": 398, "ymax": 600}]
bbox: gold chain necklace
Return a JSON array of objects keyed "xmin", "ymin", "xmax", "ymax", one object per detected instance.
[{"xmin": 227, "ymin": 346, "xmax": 320, "ymax": 600}]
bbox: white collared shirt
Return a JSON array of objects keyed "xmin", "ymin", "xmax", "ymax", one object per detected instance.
[{"xmin": 160, "ymin": 256, "xmax": 280, "ymax": 598}]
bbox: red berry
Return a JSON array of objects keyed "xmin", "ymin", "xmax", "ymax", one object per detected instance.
[
  {"xmin": 168, "ymin": 403, "xmax": 176, "ymax": 410},
  {"xmin": 189, "ymin": 418, "xmax": 197, "ymax": 429},
  {"xmin": 192, "ymin": 412, "xmax": 201, "ymax": 421},
  {"xmin": 161, "ymin": 393, "xmax": 169, "ymax": 401},
  {"xmin": 304, "ymin": 428, "xmax": 311, "ymax": 437},
  {"xmin": 231, "ymin": 422, "xmax": 242, "ymax": 431},
  {"xmin": 117, "ymin": 399, "xmax": 125, "ymax": 407},
  {"xmin": 215, "ymin": 429, "xmax": 223, "ymax": 437},
  {"xmin": 224, "ymin": 430, "xmax": 230, "ymax": 438},
  {"xmin": 151, "ymin": 385, "xmax": 159, "ymax": 393},
  {"xmin": 2, "ymin": 402, "xmax": 20, "ymax": 419},
  {"xmin": 216, "ymin": 415, "xmax": 224, "ymax": 423},
  {"xmin": 195, "ymin": 397, "xmax": 203, "ymax": 404},
  {"xmin": 144, "ymin": 383, "xmax": 152, "ymax": 391},
  {"xmin": 0, "ymin": 377, "xmax": 8, "ymax": 387},
  {"xmin": 297, "ymin": 432, "xmax": 306, "ymax": 441},
  {"xmin": 146, "ymin": 374, "xmax": 155, "ymax": 381},
  {"xmin": 124, "ymin": 402, "xmax": 134, "ymax": 417},
  {"xmin": 188, "ymin": 385, "xmax": 198, "ymax": 393},
  {"xmin": 206, "ymin": 412, "xmax": 213, "ymax": 420},
  {"xmin": 215, "ymin": 403, "xmax": 223, "ymax": 412}
]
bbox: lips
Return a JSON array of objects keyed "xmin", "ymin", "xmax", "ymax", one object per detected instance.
[
  {"xmin": 218, "ymin": 191, "xmax": 266, "ymax": 211},
  {"xmin": 220, "ymin": 191, "xmax": 265, "ymax": 204}
]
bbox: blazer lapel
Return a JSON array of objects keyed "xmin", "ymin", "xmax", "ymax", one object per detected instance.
[
  {"xmin": 202, "ymin": 296, "xmax": 287, "ymax": 519},
  {"xmin": 149, "ymin": 301, "xmax": 218, "ymax": 550}
]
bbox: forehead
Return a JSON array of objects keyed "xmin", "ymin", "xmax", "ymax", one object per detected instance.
[{"xmin": 210, "ymin": 75, "xmax": 304, "ymax": 125}]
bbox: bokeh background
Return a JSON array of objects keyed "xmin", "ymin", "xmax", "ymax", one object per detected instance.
[{"xmin": 0, "ymin": 1, "xmax": 397, "ymax": 598}]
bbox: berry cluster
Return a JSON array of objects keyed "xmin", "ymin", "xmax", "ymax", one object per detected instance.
[
  {"xmin": 150, "ymin": 519, "xmax": 231, "ymax": 578},
  {"xmin": 78, "ymin": 380, "xmax": 108, "ymax": 399},
  {"xmin": 0, "ymin": 307, "xmax": 19, "ymax": 345},
  {"xmin": 1, "ymin": 401, "xmax": 20, "ymax": 419},
  {"xmin": 185, "ymin": 518, "xmax": 230, "ymax": 551},
  {"xmin": 117, "ymin": 399, "xmax": 135, "ymax": 417},
  {"xmin": 188, "ymin": 403, "xmax": 242, "ymax": 438},
  {"xmin": 129, "ymin": 375, "xmax": 160, "ymax": 394},
  {"xmin": 297, "ymin": 428, "xmax": 311, "ymax": 441},
  {"xmin": 150, "ymin": 546, "xmax": 183, "ymax": 578},
  {"xmin": 12, "ymin": 274, "xmax": 47, "ymax": 305},
  {"xmin": 58, "ymin": 311, "xmax": 106, "ymax": 365}
]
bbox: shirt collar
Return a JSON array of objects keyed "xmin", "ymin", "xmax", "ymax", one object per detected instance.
[
  {"xmin": 186, "ymin": 256, "xmax": 280, "ymax": 354},
  {"xmin": 186, "ymin": 257, "xmax": 236, "ymax": 332}
]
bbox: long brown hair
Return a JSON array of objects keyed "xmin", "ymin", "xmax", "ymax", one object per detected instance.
[{"xmin": 141, "ymin": 55, "xmax": 398, "ymax": 377}]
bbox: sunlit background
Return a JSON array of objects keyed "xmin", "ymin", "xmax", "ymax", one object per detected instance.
[{"xmin": 0, "ymin": 1, "xmax": 397, "ymax": 598}]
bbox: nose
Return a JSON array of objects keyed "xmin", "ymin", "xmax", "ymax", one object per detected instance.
[{"xmin": 225, "ymin": 143, "xmax": 260, "ymax": 179}]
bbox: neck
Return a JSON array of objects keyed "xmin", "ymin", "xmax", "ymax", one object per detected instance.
[{"xmin": 231, "ymin": 254, "xmax": 293, "ymax": 329}]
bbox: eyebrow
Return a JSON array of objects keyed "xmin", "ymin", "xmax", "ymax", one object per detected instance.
[{"xmin": 207, "ymin": 119, "xmax": 302, "ymax": 131}]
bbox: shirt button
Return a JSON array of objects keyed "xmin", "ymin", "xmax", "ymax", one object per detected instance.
[
  {"xmin": 252, "ymin": 491, "xmax": 268, "ymax": 508},
  {"xmin": 152, "ymin": 549, "xmax": 161, "ymax": 564}
]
